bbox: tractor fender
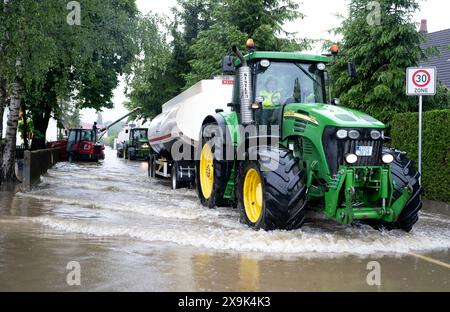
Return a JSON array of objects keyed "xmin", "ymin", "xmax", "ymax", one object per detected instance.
[{"xmin": 200, "ymin": 114, "xmax": 235, "ymax": 160}]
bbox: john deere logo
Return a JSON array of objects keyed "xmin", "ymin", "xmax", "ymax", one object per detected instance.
[{"xmin": 284, "ymin": 111, "xmax": 319, "ymax": 126}]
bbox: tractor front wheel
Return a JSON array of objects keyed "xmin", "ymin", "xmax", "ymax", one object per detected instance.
[
  {"xmin": 127, "ymin": 150, "xmax": 135, "ymax": 161},
  {"xmin": 367, "ymin": 149, "xmax": 423, "ymax": 232},
  {"xmin": 237, "ymin": 147, "xmax": 307, "ymax": 231},
  {"xmin": 68, "ymin": 153, "xmax": 76, "ymax": 162}
]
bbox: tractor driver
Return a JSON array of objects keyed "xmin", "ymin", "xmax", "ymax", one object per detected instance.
[
  {"xmin": 258, "ymin": 77, "xmax": 282, "ymax": 109},
  {"xmin": 257, "ymin": 76, "xmax": 284, "ymax": 127}
]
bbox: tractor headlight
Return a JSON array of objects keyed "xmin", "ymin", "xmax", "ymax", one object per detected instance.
[
  {"xmin": 370, "ymin": 130, "xmax": 382, "ymax": 140},
  {"xmin": 142, "ymin": 143, "xmax": 150, "ymax": 149},
  {"xmin": 348, "ymin": 130, "xmax": 361, "ymax": 140},
  {"xmin": 345, "ymin": 154, "xmax": 358, "ymax": 164},
  {"xmin": 336, "ymin": 130, "xmax": 348, "ymax": 139},
  {"xmin": 382, "ymin": 153, "xmax": 394, "ymax": 164}
]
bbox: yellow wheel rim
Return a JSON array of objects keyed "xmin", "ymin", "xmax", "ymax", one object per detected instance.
[
  {"xmin": 243, "ymin": 168, "xmax": 263, "ymax": 223},
  {"xmin": 200, "ymin": 143, "xmax": 214, "ymax": 199}
]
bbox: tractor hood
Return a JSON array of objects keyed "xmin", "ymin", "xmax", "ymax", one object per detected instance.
[{"xmin": 284, "ymin": 103, "xmax": 385, "ymax": 129}]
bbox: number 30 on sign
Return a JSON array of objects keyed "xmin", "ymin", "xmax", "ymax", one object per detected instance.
[{"xmin": 406, "ymin": 67, "xmax": 437, "ymax": 96}]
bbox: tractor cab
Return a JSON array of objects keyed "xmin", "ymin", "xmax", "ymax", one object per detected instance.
[
  {"xmin": 225, "ymin": 48, "xmax": 331, "ymax": 133},
  {"xmin": 66, "ymin": 128, "xmax": 104, "ymax": 161},
  {"xmin": 251, "ymin": 55, "xmax": 327, "ymax": 128},
  {"xmin": 117, "ymin": 127, "xmax": 151, "ymax": 160},
  {"xmin": 130, "ymin": 128, "xmax": 149, "ymax": 147}
]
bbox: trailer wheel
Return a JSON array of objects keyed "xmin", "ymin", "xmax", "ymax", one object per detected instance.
[
  {"xmin": 148, "ymin": 155, "xmax": 156, "ymax": 178},
  {"xmin": 367, "ymin": 149, "xmax": 423, "ymax": 232},
  {"xmin": 237, "ymin": 147, "xmax": 307, "ymax": 231},
  {"xmin": 171, "ymin": 165, "xmax": 179, "ymax": 190},
  {"xmin": 196, "ymin": 123, "xmax": 233, "ymax": 208}
]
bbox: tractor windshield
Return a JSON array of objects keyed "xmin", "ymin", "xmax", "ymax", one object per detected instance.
[
  {"xmin": 132, "ymin": 129, "xmax": 148, "ymax": 141},
  {"xmin": 79, "ymin": 130, "xmax": 96, "ymax": 142},
  {"xmin": 255, "ymin": 61, "xmax": 326, "ymax": 107}
]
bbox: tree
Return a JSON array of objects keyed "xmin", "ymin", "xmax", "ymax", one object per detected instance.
[
  {"xmin": 0, "ymin": 0, "xmax": 57, "ymax": 181},
  {"xmin": 0, "ymin": 81, "xmax": 5, "ymax": 141},
  {"xmin": 185, "ymin": 0, "xmax": 308, "ymax": 86},
  {"xmin": 125, "ymin": 14, "xmax": 175, "ymax": 119},
  {"xmin": 0, "ymin": 0, "xmax": 139, "ymax": 181},
  {"xmin": 169, "ymin": 0, "xmax": 215, "ymax": 90},
  {"xmin": 27, "ymin": 0, "xmax": 139, "ymax": 150},
  {"xmin": 126, "ymin": 0, "xmax": 309, "ymax": 120},
  {"xmin": 126, "ymin": 1, "xmax": 216, "ymax": 120},
  {"xmin": 330, "ymin": 0, "xmax": 425, "ymax": 127},
  {"xmin": 424, "ymin": 82, "xmax": 449, "ymax": 110}
]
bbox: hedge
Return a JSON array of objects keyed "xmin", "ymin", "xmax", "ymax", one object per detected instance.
[{"xmin": 391, "ymin": 109, "xmax": 450, "ymax": 202}]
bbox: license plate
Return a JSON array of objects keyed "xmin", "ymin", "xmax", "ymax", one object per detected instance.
[{"xmin": 356, "ymin": 146, "xmax": 373, "ymax": 156}]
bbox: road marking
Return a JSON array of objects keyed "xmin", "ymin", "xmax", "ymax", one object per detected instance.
[{"xmin": 409, "ymin": 252, "xmax": 450, "ymax": 269}]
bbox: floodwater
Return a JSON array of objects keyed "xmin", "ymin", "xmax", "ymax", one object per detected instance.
[{"xmin": 0, "ymin": 147, "xmax": 449, "ymax": 291}]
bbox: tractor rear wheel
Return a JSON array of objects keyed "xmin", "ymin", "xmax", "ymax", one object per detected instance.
[
  {"xmin": 237, "ymin": 147, "xmax": 307, "ymax": 231},
  {"xmin": 196, "ymin": 123, "xmax": 233, "ymax": 208},
  {"xmin": 367, "ymin": 149, "xmax": 423, "ymax": 232}
]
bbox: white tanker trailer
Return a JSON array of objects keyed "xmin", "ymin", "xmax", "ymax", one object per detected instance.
[{"xmin": 148, "ymin": 77, "xmax": 234, "ymax": 189}]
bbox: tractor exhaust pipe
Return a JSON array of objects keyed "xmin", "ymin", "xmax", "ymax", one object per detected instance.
[{"xmin": 232, "ymin": 45, "xmax": 253, "ymax": 125}]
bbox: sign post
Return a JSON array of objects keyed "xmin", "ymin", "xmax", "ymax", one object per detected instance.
[{"xmin": 406, "ymin": 67, "xmax": 437, "ymax": 182}]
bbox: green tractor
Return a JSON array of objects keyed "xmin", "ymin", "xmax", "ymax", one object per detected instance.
[
  {"xmin": 117, "ymin": 127, "xmax": 151, "ymax": 160},
  {"xmin": 196, "ymin": 42, "xmax": 422, "ymax": 232}
]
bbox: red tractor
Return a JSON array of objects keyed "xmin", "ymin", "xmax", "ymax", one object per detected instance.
[
  {"xmin": 47, "ymin": 129, "xmax": 104, "ymax": 162},
  {"xmin": 66, "ymin": 128, "xmax": 105, "ymax": 162},
  {"xmin": 47, "ymin": 108, "xmax": 141, "ymax": 162}
]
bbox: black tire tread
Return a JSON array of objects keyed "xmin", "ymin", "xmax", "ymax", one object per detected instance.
[
  {"xmin": 378, "ymin": 148, "xmax": 423, "ymax": 232},
  {"xmin": 237, "ymin": 147, "xmax": 307, "ymax": 231}
]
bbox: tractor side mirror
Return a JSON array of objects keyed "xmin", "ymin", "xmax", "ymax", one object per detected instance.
[
  {"xmin": 223, "ymin": 56, "xmax": 236, "ymax": 73},
  {"xmin": 347, "ymin": 61, "xmax": 357, "ymax": 78}
]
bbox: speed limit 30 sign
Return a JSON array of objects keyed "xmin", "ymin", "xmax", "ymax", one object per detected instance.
[
  {"xmin": 407, "ymin": 67, "xmax": 437, "ymax": 96},
  {"xmin": 406, "ymin": 66, "xmax": 437, "ymax": 183}
]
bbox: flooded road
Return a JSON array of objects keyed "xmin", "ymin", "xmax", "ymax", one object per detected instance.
[{"xmin": 1, "ymin": 147, "xmax": 449, "ymax": 291}]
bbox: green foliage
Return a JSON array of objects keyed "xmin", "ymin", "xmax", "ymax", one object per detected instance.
[
  {"xmin": 331, "ymin": 0, "xmax": 425, "ymax": 127},
  {"xmin": 423, "ymin": 82, "xmax": 450, "ymax": 110},
  {"xmin": 126, "ymin": 0, "xmax": 310, "ymax": 119},
  {"xmin": 184, "ymin": 22, "xmax": 247, "ymax": 86},
  {"xmin": 18, "ymin": 117, "xmax": 34, "ymax": 142},
  {"xmin": 126, "ymin": 1, "xmax": 217, "ymax": 120},
  {"xmin": 0, "ymin": 0, "xmax": 139, "ymax": 149},
  {"xmin": 125, "ymin": 14, "xmax": 175, "ymax": 119},
  {"xmin": 185, "ymin": 0, "xmax": 309, "ymax": 86},
  {"xmin": 391, "ymin": 109, "xmax": 450, "ymax": 202}
]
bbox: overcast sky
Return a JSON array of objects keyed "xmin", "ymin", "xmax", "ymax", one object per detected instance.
[{"xmin": 81, "ymin": 0, "xmax": 450, "ymax": 123}]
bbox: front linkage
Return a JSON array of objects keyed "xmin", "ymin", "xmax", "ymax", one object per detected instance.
[{"xmin": 324, "ymin": 166, "xmax": 412, "ymax": 225}]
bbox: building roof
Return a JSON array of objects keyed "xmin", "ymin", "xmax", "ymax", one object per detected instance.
[{"xmin": 420, "ymin": 29, "xmax": 450, "ymax": 87}]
